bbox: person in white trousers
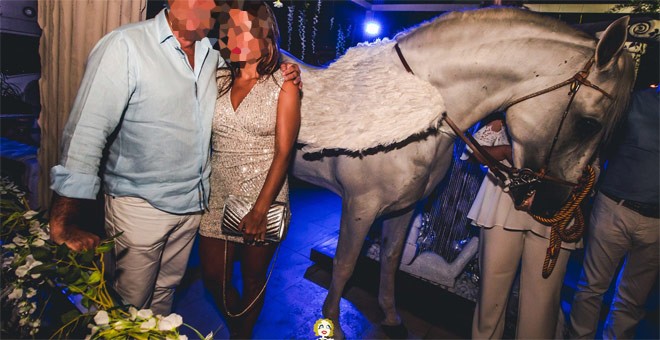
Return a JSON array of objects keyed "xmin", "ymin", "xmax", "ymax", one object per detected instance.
[{"xmin": 465, "ymin": 117, "xmax": 581, "ymax": 339}]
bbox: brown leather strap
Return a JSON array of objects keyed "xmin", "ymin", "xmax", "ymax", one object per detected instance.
[
  {"xmin": 442, "ymin": 112, "xmax": 509, "ymax": 183},
  {"xmin": 441, "ymin": 112, "xmax": 578, "ymax": 187},
  {"xmin": 506, "ymin": 56, "xmax": 612, "ymax": 110},
  {"xmin": 394, "ymin": 43, "xmax": 414, "ymax": 75}
]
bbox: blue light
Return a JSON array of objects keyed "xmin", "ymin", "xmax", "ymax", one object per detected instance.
[{"xmin": 364, "ymin": 21, "xmax": 381, "ymax": 36}]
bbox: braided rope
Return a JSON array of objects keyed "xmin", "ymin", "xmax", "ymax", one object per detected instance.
[{"xmin": 530, "ymin": 166, "xmax": 596, "ymax": 278}]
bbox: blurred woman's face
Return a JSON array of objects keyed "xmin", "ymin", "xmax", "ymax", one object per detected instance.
[{"xmin": 220, "ymin": 9, "xmax": 269, "ymax": 63}]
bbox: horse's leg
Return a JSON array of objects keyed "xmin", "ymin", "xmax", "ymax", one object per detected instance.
[
  {"xmin": 378, "ymin": 210, "xmax": 414, "ymax": 337},
  {"xmin": 323, "ymin": 199, "xmax": 379, "ymax": 339}
]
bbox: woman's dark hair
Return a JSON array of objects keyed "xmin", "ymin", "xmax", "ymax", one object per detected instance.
[{"xmin": 215, "ymin": 0, "xmax": 282, "ymax": 96}]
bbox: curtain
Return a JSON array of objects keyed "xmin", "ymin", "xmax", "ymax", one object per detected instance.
[{"xmin": 37, "ymin": 0, "xmax": 146, "ymax": 209}]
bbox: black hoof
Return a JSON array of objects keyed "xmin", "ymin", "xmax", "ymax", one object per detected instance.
[{"xmin": 381, "ymin": 323, "xmax": 408, "ymax": 339}]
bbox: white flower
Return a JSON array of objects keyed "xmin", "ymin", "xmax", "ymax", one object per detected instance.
[
  {"xmin": 179, "ymin": 335, "xmax": 188, "ymax": 340},
  {"xmin": 129, "ymin": 306, "xmax": 138, "ymax": 321},
  {"xmin": 23, "ymin": 210, "xmax": 38, "ymax": 219},
  {"xmin": 30, "ymin": 319, "xmax": 40, "ymax": 328},
  {"xmin": 8, "ymin": 287, "xmax": 23, "ymax": 300},
  {"xmin": 140, "ymin": 318, "xmax": 157, "ymax": 330},
  {"xmin": 15, "ymin": 265, "xmax": 29, "ymax": 277},
  {"xmin": 15, "ymin": 255, "xmax": 42, "ymax": 278},
  {"xmin": 12, "ymin": 235, "xmax": 28, "ymax": 247},
  {"xmin": 2, "ymin": 255, "xmax": 15, "ymax": 268},
  {"xmin": 273, "ymin": 0, "xmax": 283, "ymax": 8},
  {"xmin": 205, "ymin": 332, "xmax": 214, "ymax": 340},
  {"xmin": 25, "ymin": 287, "xmax": 37, "ymax": 298},
  {"xmin": 113, "ymin": 320, "xmax": 126, "ymax": 330},
  {"xmin": 158, "ymin": 313, "xmax": 183, "ymax": 331},
  {"xmin": 30, "ymin": 272, "xmax": 41, "ymax": 279},
  {"xmin": 29, "ymin": 223, "xmax": 49, "ymax": 240},
  {"xmin": 137, "ymin": 309, "xmax": 153, "ymax": 319},
  {"xmin": 2, "ymin": 243, "xmax": 16, "ymax": 249},
  {"xmin": 37, "ymin": 230, "xmax": 50, "ymax": 240},
  {"xmin": 94, "ymin": 310, "xmax": 110, "ymax": 326},
  {"xmin": 31, "ymin": 239, "xmax": 45, "ymax": 247}
]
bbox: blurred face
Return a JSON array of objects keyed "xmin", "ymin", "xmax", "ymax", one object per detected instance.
[
  {"xmin": 168, "ymin": 0, "xmax": 218, "ymax": 41},
  {"xmin": 219, "ymin": 9, "xmax": 270, "ymax": 63}
]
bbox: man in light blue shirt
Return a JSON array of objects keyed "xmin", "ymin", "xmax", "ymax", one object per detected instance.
[{"xmin": 48, "ymin": 0, "xmax": 299, "ymax": 315}]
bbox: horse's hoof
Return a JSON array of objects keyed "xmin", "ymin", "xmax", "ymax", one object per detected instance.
[{"xmin": 381, "ymin": 323, "xmax": 408, "ymax": 339}]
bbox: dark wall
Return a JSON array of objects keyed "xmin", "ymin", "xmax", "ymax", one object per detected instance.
[{"xmin": 145, "ymin": 0, "xmax": 657, "ymax": 68}]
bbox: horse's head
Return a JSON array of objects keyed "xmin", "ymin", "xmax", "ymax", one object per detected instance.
[{"xmin": 505, "ymin": 16, "xmax": 635, "ymax": 217}]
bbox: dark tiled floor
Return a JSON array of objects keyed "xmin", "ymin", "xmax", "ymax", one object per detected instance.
[{"xmin": 173, "ymin": 179, "xmax": 659, "ymax": 339}]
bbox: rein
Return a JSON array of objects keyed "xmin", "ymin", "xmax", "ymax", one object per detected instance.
[{"xmin": 393, "ymin": 42, "xmax": 610, "ymax": 277}]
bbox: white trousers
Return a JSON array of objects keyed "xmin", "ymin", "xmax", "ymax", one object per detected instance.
[
  {"xmin": 569, "ymin": 193, "xmax": 659, "ymax": 339},
  {"xmin": 104, "ymin": 195, "xmax": 200, "ymax": 315},
  {"xmin": 472, "ymin": 226, "xmax": 570, "ymax": 339}
]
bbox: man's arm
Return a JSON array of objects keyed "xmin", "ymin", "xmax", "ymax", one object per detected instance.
[{"xmin": 50, "ymin": 31, "xmax": 134, "ymax": 250}]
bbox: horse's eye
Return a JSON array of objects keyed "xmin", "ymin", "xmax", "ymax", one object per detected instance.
[{"xmin": 576, "ymin": 117, "xmax": 601, "ymax": 135}]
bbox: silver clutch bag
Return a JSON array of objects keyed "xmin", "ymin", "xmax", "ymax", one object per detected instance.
[{"xmin": 221, "ymin": 195, "xmax": 290, "ymax": 243}]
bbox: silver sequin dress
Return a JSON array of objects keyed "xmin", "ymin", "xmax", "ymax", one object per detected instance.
[{"xmin": 200, "ymin": 70, "xmax": 289, "ymax": 241}]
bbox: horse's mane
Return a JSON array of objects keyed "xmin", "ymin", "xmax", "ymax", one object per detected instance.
[
  {"xmin": 601, "ymin": 53, "xmax": 635, "ymax": 144},
  {"xmin": 395, "ymin": 7, "xmax": 593, "ymax": 43}
]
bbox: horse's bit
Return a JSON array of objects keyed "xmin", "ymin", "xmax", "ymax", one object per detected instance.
[{"xmin": 393, "ymin": 42, "xmax": 613, "ymax": 192}]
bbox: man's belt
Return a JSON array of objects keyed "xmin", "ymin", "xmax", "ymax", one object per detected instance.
[{"xmin": 601, "ymin": 190, "xmax": 659, "ymax": 219}]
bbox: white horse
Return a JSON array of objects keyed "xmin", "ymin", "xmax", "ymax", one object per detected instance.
[{"xmin": 289, "ymin": 8, "xmax": 634, "ymax": 337}]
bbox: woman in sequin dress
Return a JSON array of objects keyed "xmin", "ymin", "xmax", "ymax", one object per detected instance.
[{"xmin": 198, "ymin": 1, "xmax": 300, "ymax": 338}]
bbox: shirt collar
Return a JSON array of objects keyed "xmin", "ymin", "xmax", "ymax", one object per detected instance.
[{"xmin": 156, "ymin": 9, "xmax": 174, "ymax": 44}]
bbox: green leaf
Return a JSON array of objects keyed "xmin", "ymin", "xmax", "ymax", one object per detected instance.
[
  {"xmin": 56, "ymin": 243, "xmax": 70, "ymax": 259},
  {"xmin": 62, "ymin": 266, "xmax": 82, "ymax": 284},
  {"xmin": 56, "ymin": 265, "xmax": 70, "ymax": 275},
  {"xmin": 81, "ymin": 296, "xmax": 91, "ymax": 308},
  {"xmin": 87, "ymin": 271, "xmax": 101, "ymax": 284},
  {"xmin": 30, "ymin": 262, "xmax": 56, "ymax": 274},
  {"xmin": 61, "ymin": 310, "xmax": 80, "ymax": 324},
  {"xmin": 81, "ymin": 271, "xmax": 90, "ymax": 282},
  {"xmin": 79, "ymin": 249, "xmax": 95, "ymax": 265},
  {"xmin": 95, "ymin": 242, "xmax": 114, "ymax": 254},
  {"xmin": 31, "ymin": 247, "xmax": 51, "ymax": 261},
  {"xmin": 68, "ymin": 284, "xmax": 85, "ymax": 294}
]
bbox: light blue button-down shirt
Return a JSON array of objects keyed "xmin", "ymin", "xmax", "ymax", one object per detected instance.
[{"xmin": 51, "ymin": 9, "xmax": 224, "ymax": 214}]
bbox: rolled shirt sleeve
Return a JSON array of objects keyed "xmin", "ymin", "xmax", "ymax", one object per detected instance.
[{"xmin": 51, "ymin": 31, "xmax": 134, "ymax": 199}]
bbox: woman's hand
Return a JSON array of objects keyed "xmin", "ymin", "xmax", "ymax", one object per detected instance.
[{"xmin": 239, "ymin": 208, "xmax": 268, "ymax": 246}]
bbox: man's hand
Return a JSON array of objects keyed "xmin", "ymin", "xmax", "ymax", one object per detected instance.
[
  {"xmin": 50, "ymin": 194, "xmax": 101, "ymax": 252},
  {"xmin": 281, "ymin": 63, "xmax": 302, "ymax": 90}
]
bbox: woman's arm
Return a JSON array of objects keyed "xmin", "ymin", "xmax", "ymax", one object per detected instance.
[{"xmin": 241, "ymin": 79, "xmax": 301, "ymax": 243}]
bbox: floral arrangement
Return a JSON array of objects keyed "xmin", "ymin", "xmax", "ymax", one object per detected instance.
[{"xmin": 1, "ymin": 177, "xmax": 208, "ymax": 339}]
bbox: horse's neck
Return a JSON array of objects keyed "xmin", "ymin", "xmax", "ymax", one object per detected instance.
[{"xmin": 397, "ymin": 15, "xmax": 594, "ymax": 130}]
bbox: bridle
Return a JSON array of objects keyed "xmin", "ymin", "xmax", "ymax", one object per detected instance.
[
  {"xmin": 394, "ymin": 42, "xmax": 613, "ymax": 277},
  {"xmin": 394, "ymin": 43, "xmax": 613, "ymax": 193}
]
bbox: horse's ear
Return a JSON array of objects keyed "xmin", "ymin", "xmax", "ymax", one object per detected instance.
[{"xmin": 595, "ymin": 16, "xmax": 629, "ymax": 69}]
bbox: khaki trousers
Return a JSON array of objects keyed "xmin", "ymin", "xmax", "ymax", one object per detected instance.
[
  {"xmin": 105, "ymin": 195, "xmax": 201, "ymax": 315},
  {"xmin": 473, "ymin": 226, "xmax": 570, "ymax": 339},
  {"xmin": 569, "ymin": 193, "xmax": 659, "ymax": 339}
]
